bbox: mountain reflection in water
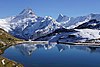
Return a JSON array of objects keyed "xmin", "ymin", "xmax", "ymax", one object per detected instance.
[
  {"xmin": 11, "ymin": 43, "xmax": 100, "ymax": 56},
  {"xmin": 14, "ymin": 44, "xmax": 55, "ymax": 56},
  {"xmin": 1, "ymin": 43, "xmax": 100, "ymax": 67}
]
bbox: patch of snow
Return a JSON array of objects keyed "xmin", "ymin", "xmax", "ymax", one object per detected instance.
[
  {"xmin": 74, "ymin": 29, "xmax": 100, "ymax": 40},
  {"xmin": 0, "ymin": 19, "xmax": 11, "ymax": 32}
]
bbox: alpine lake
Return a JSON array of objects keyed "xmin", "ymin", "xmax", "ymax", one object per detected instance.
[{"xmin": 1, "ymin": 42, "xmax": 100, "ymax": 67}]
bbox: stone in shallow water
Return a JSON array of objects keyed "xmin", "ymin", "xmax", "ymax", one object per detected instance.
[{"xmin": 0, "ymin": 56, "xmax": 23, "ymax": 67}]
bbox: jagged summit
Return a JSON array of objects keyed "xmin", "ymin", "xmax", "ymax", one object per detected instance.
[
  {"xmin": 10, "ymin": 8, "xmax": 37, "ymax": 23},
  {"xmin": 20, "ymin": 8, "xmax": 34, "ymax": 15},
  {"xmin": 18, "ymin": 8, "xmax": 37, "ymax": 18},
  {"xmin": 56, "ymin": 14, "xmax": 69, "ymax": 22}
]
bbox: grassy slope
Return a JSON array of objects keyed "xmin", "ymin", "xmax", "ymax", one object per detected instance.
[{"xmin": 0, "ymin": 28, "xmax": 23, "ymax": 47}]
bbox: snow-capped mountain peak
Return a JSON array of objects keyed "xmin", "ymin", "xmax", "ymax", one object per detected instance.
[
  {"xmin": 9, "ymin": 9, "xmax": 37, "ymax": 24},
  {"xmin": 19, "ymin": 8, "xmax": 36, "ymax": 17},
  {"xmin": 2, "ymin": 9, "xmax": 62, "ymax": 40},
  {"xmin": 56, "ymin": 14, "xmax": 69, "ymax": 22},
  {"xmin": 87, "ymin": 13, "xmax": 100, "ymax": 21},
  {"xmin": 56, "ymin": 13, "xmax": 100, "ymax": 29}
]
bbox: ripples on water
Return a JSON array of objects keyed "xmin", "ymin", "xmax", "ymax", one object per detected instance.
[{"xmin": 1, "ymin": 43, "xmax": 100, "ymax": 67}]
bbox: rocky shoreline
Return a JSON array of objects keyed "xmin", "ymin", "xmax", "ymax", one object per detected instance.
[
  {"xmin": 0, "ymin": 56, "xmax": 23, "ymax": 67},
  {"xmin": 0, "ymin": 44, "xmax": 23, "ymax": 67}
]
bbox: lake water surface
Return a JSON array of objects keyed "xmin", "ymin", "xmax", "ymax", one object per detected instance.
[{"xmin": 1, "ymin": 43, "xmax": 100, "ymax": 67}]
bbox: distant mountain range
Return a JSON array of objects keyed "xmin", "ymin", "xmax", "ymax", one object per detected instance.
[{"xmin": 0, "ymin": 8, "xmax": 100, "ymax": 43}]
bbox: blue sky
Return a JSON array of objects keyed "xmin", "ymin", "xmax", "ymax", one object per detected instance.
[{"xmin": 0, "ymin": 0, "xmax": 100, "ymax": 19}]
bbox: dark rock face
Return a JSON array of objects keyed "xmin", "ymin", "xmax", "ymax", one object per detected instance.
[
  {"xmin": 34, "ymin": 28, "xmax": 77, "ymax": 41},
  {"xmin": 75, "ymin": 19, "xmax": 100, "ymax": 29}
]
